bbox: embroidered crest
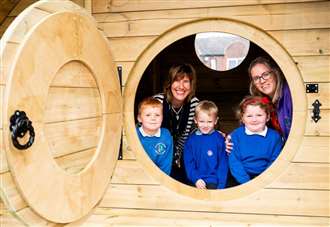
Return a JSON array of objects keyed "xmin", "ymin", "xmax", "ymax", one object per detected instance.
[
  {"xmin": 155, "ymin": 143, "xmax": 166, "ymax": 155},
  {"xmin": 207, "ymin": 150, "xmax": 213, "ymax": 156}
]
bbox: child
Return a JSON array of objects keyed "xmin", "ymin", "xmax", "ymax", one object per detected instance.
[
  {"xmin": 229, "ymin": 96, "xmax": 283, "ymax": 185},
  {"xmin": 137, "ymin": 97, "xmax": 173, "ymax": 175},
  {"xmin": 183, "ymin": 100, "xmax": 228, "ymax": 189}
]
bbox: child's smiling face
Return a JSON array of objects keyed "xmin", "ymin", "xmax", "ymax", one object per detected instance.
[
  {"xmin": 138, "ymin": 106, "xmax": 163, "ymax": 136},
  {"xmin": 194, "ymin": 111, "xmax": 218, "ymax": 134},
  {"xmin": 242, "ymin": 105, "xmax": 269, "ymax": 133}
]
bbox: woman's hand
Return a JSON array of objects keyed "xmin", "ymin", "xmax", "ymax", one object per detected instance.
[
  {"xmin": 225, "ymin": 135, "xmax": 233, "ymax": 153},
  {"xmin": 195, "ymin": 179, "xmax": 206, "ymax": 189}
]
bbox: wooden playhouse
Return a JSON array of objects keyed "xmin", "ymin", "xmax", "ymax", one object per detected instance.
[{"xmin": 0, "ymin": 0, "xmax": 329, "ymax": 226}]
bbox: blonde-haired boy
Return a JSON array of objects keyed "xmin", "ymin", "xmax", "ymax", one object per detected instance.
[{"xmin": 184, "ymin": 100, "xmax": 228, "ymax": 189}]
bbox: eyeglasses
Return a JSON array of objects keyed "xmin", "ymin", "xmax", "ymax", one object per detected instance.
[{"xmin": 252, "ymin": 71, "xmax": 273, "ymax": 83}]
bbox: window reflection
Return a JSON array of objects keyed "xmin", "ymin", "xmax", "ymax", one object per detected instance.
[{"xmin": 195, "ymin": 32, "xmax": 250, "ymax": 71}]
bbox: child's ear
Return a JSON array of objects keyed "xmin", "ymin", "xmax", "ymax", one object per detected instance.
[
  {"xmin": 266, "ymin": 114, "xmax": 270, "ymax": 122},
  {"xmin": 215, "ymin": 116, "xmax": 219, "ymax": 125},
  {"xmin": 137, "ymin": 115, "xmax": 142, "ymax": 123}
]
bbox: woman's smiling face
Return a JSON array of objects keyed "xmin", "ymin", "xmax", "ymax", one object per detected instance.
[
  {"xmin": 250, "ymin": 63, "xmax": 277, "ymax": 98},
  {"xmin": 171, "ymin": 75, "xmax": 191, "ymax": 107}
]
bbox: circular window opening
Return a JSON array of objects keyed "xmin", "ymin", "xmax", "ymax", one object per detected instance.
[
  {"xmin": 125, "ymin": 18, "xmax": 304, "ymax": 200},
  {"xmin": 195, "ymin": 32, "xmax": 250, "ymax": 71},
  {"xmin": 135, "ymin": 34, "xmax": 291, "ymax": 188}
]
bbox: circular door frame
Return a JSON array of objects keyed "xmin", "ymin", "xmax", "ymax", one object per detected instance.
[
  {"xmin": 3, "ymin": 5, "xmax": 122, "ymax": 224},
  {"xmin": 124, "ymin": 18, "xmax": 306, "ymax": 200}
]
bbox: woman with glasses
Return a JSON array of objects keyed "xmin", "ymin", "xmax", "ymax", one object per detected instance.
[
  {"xmin": 226, "ymin": 57, "xmax": 292, "ymax": 155},
  {"xmin": 154, "ymin": 63, "xmax": 199, "ymax": 184},
  {"xmin": 248, "ymin": 57, "xmax": 292, "ymax": 141}
]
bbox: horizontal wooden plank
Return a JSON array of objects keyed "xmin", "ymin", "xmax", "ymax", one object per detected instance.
[
  {"xmin": 111, "ymin": 160, "xmax": 157, "ymax": 185},
  {"xmin": 0, "ymin": 207, "xmax": 53, "ymax": 227},
  {"xmin": 268, "ymin": 163, "xmax": 330, "ymax": 190},
  {"xmin": 305, "ymin": 109, "xmax": 330, "ymax": 136},
  {"xmin": 44, "ymin": 87, "xmax": 101, "ymax": 123},
  {"xmin": 107, "ymin": 36, "xmax": 155, "ymax": 62},
  {"xmin": 100, "ymin": 184, "xmax": 329, "ymax": 216},
  {"xmin": 95, "ymin": 1, "xmax": 330, "ymax": 35},
  {"xmin": 306, "ymin": 83, "xmax": 330, "ymax": 109},
  {"xmin": 294, "ymin": 55, "xmax": 330, "ymax": 83},
  {"xmin": 86, "ymin": 207, "xmax": 330, "ymax": 227},
  {"xmin": 269, "ymin": 29, "xmax": 330, "ymax": 57},
  {"xmin": 106, "ymin": 29, "xmax": 329, "ymax": 62},
  {"xmin": 93, "ymin": 0, "xmax": 326, "ymax": 14},
  {"xmin": 111, "ymin": 160, "xmax": 330, "ymax": 190},
  {"xmin": 44, "ymin": 117, "xmax": 101, "ymax": 158},
  {"xmin": 54, "ymin": 148, "xmax": 96, "ymax": 174},
  {"xmin": 293, "ymin": 136, "xmax": 330, "ymax": 163}
]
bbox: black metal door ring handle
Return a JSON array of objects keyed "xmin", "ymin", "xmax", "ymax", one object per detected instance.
[{"xmin": 9, "ymin": 110, "xmax": 35, "ymax": 150}]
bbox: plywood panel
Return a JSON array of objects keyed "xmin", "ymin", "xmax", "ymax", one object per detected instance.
[
  {"xmin": 80, "ymin": 207, "xmax": 330, "ymax": 226},
  {"xmin": 306, "ymin": 83, "xmax": 330, "ymax": 109},
  {"xmin": 269, "ymin": 29, "xmax": 330, "ymax": 56},
  {"xmin": 44, "ymin": 87, "xmax": 101, "ymax": 123},
  {"xmin": 50, "ymin": 60, "xmax": 98, "ymax": 88},
  {"xmin": 0, "ymin": 85, "xmax": 4, "ymax": 129},
  {"xmin": 107, "ymin": 36, "xmax": 155, "ymax": 62},
  {"xmin": 0, "ymin": 172, "xmax": 27, "ymax": 211},
  {"xmin": 0, "ymin": 130, "xmax": 8, "ymax": 173},
  {"xmin": 305, "ymin": 110, "xmax": 330, "ymax": 136},
  {"xmin": 111, "ymin": 160, "xmax": 157, "ymax": 185},
  {"xmin": 44, "ymin": 117, "xmax": 101, "ymax": 158},
  {"xmin": 6, "ymin": 7, "xmax": 50, "ymax": 43},
  {"xmin": 294, "ymin": 55, "xmax": 330, "ymax": 83},
  {"xmin": 293, "ymin": 136, "xmax": 330, "ymax": 163},
  {"xmin": 268, "ymin": 163, "xmax": 330, "ymax": 190},
  {"xmin": 0, "ymin": 42, "xmax": 20, "ymax": 85},
  {"xmin": 122, "ymin": 132, "xmax": 136, "ymax": 160},
  {"xmin": 100, "ymin": 184, "xmax": 329, "ymax": 216}
]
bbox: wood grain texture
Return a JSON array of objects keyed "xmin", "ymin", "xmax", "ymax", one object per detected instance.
[{"xmin": 293, "ymin": 136, "xmax": 330, "ymax": 163}]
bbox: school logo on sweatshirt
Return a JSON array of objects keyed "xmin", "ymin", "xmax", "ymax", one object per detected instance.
[
  {"xmin": 155, "ymin": 143, "xmax": 166, "ymax": 155},
  {"xmin": 207, "ymin": 150, "xmax": 213, "ymax": 156}
]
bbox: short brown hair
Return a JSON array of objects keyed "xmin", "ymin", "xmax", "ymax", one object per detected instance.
[
  {"xmin": 236, "ymin": 96, "xmax": 273, "ymax": 122},
  {"xmin": 163, "ymin": 63, "xmax": 197, "ymax": 103},
  {"xmin": 195, "ymin": 100, "xmax": 218, "ymax": 118},
  {"xmin": 138, "ymin": 97, "xmax": 163, "ymax": 115}
]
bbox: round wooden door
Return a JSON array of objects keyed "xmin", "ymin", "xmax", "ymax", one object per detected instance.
[{"xmin": 2, "ymin": 1, "xmax": 122, "ymax": 223}]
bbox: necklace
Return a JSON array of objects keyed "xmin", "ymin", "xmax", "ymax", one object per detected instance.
[{"xmin": 171, "ymin": 106, "xmax": 183, "ymax": 120}]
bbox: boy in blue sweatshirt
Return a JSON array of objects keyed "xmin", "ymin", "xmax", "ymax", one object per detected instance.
[
  {"xmin": 184, "ymin": 100, "xmax": 228, "ymax": 189},
  {"xmin": 137, "ymin": 97, "xmax": 173, "ymax": 175},
  {"xmin": 229, "ymin": 96, "xmax": 283, "ymax": 184}
]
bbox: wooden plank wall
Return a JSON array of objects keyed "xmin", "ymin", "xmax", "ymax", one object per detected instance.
[
  {"xmin": 0, "ymin": 0, "xmax": 329, "ymax": 226},
  {"xmin": 86, "ymin": 0, "xmax": 329, "ymax": 226}
]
